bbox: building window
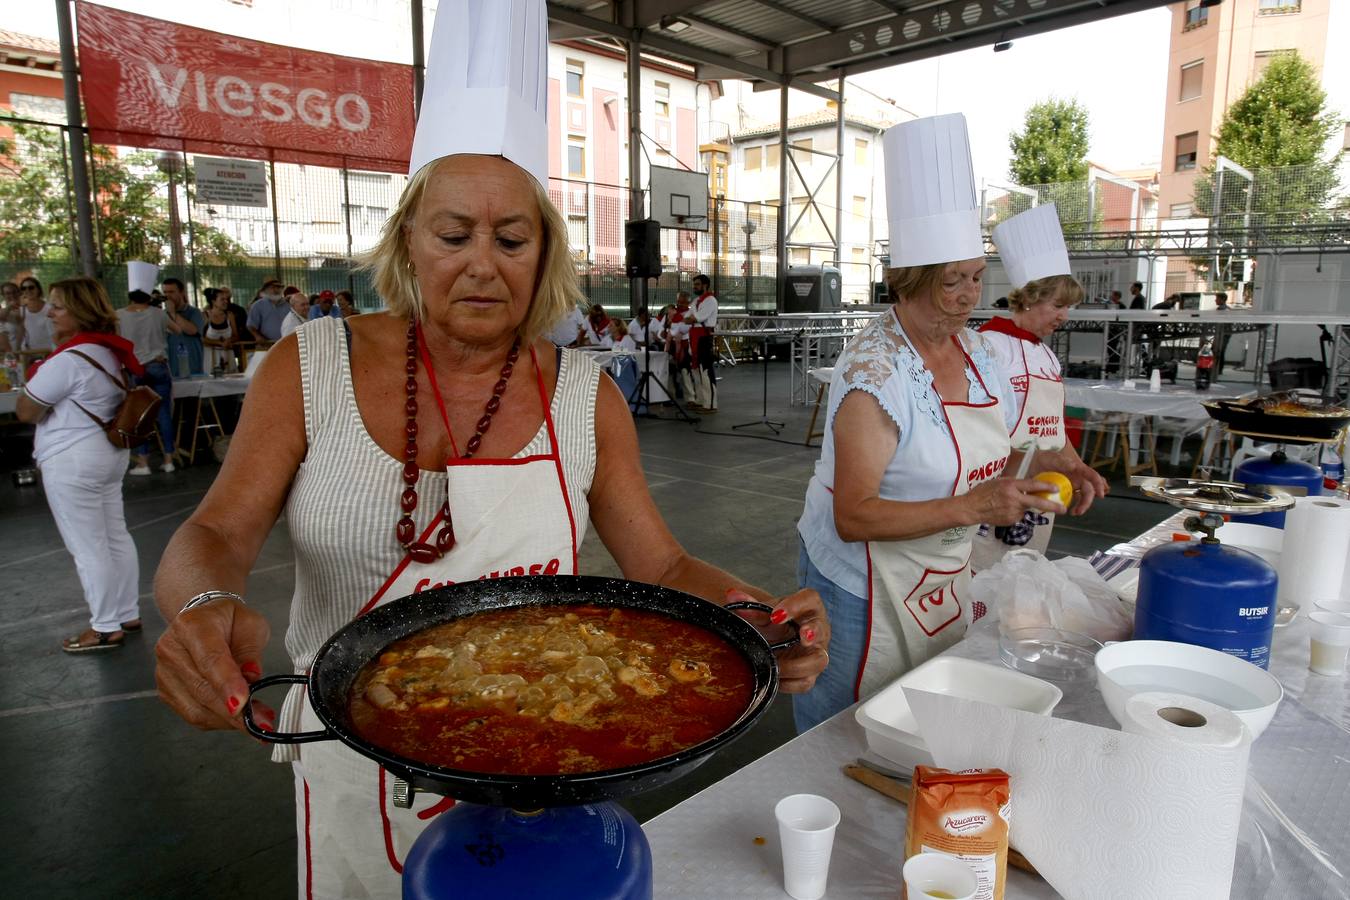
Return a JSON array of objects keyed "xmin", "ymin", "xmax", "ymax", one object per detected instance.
[
  {"xmin": 854, "ymin": 138, "xmax": 868, "ymax": 166},
  {"xmin": 790, "ymin": 247, "xmax": 810, "ymax": 265},
  {"xmin": 654, "ymin": 80, "xmax": 670, "ymax": 118},
  {"xmin": 852, "ymin": 195, "xmax": 867, "ymax": 220},
  {"xmin": 1183, "ymin": 0, "xmax": 1208, "ymax": 30},
  {"xmin": 792, "ymin": 138, "xmax": 813, "ymax": 154},
  {"xmin": 1169, "ymin": 202, "xmax": 1194, "ymax": 218},
  {"xmin": 567, "ymin": 140, "xmax": 585, "ymax": 178},
  {"xmin": 1258, "ymin": 0, "xmax": 1301, "ymax": 14},
  {"xmin": 744, "ymin": 146, "xmax": 762, "ymax": 171},
  {"xmin": 566, "ymin": 60, "xmax": 584, "ymax": 97},
  {"xmin": 1253, "ymin": 50, "xmax": 1293, "ymax": 81},
  {"xmin": 1174, "ymin": 132, "xmax": 1198, "ymax": 172},
  {"xmin": 767, "ymin": 143, "xmax": 781, "ymax": 169},
  {"xmin": 567, "ymin": 215, "xmax": 588, "ymax": 257},
  {"xmin": 655, "ymin": 148, "xmax": 673, "ymax": 167},
  {"xmin": 1179, "ymin": 60, "xmax": 1203, "ymax": 102}
]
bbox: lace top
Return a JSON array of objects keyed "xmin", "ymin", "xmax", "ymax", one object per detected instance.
[{"xmin": 796, "ymin": 309, "xmax": 1017, "ymax": 598}]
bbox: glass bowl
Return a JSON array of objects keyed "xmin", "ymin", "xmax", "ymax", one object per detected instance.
[{"xmin": 998, "ymin": 626, "xmax": 1102, "ymax": 682}]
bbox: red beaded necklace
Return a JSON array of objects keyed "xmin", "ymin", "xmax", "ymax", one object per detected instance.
[{"xmin": 397, "ymin": 318, "xmax": 520, "ymax": 563}]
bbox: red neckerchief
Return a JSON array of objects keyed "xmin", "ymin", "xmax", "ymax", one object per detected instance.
[
  {"xmin": 26, "ymin": 331, "xmax": 145, "ymax": 381},
  {"xmin": 978, "ymin": 315, "xmax": 1041, "ymax": 345},
  {"xmin": 695, "ymin": 291, "xmax": 713, "ymax": 307}
]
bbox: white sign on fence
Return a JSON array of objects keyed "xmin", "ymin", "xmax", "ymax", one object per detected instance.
[{"xmin": 193, "ymin": 157, "xmax": 268, "ymax": 208}]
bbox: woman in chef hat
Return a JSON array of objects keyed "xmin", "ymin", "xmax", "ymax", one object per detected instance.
[
  {"xmin": 970, "ymin": 204, "xmax": 1108, "ymax": 569},
  {"xmin": 793, "ymin": 113, "xmax": 1064, "ymax": 732},
  {"xmin": 151, "ymin": 2, "xmax": 829, "ymax": 894}
]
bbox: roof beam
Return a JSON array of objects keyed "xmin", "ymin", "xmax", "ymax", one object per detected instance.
[
  {"xmin": 547, "ymin": 2, "xmax": 840, "ymax": 101},
  {"xmin": 781, "ymin": 0, "xmax": 1172, "ymax": 75},
  {"xmin": 683, "ymin": 13, "xmax": 780, "ymax": 52},
  {"xmin": 630, "ymin": 0, "xmax": 715, "ymax": 28},
  {"xmin": 743, "ymin": 0, "xmax": 836, "ymax": 35}
]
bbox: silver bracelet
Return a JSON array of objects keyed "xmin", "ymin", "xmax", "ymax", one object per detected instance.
[{"xmin": 179, "ymin": 590, "xmax": 246, "ymax": 616}]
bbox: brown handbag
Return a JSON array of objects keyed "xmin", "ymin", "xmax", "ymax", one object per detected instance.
[{"xmin": 67, "ymin": 349, "xmax": 164, "ymax": 449}]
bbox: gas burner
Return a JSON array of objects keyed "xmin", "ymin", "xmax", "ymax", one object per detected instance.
[{"xmin": 1130, "ymin": 476, "xmax": 1297, "ymax": 517}]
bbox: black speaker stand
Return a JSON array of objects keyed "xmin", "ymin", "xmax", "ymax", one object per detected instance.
[{"xmin": 731, "ymin": 335, "xmax": 783, "ymax": 435}]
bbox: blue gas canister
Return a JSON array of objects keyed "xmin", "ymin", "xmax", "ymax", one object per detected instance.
[
  {"xmin": 1234, "ymin": 451, "xmax": 1322, "ymax": 528},
  {"xmin": 1135, "ymin": 539, "xmax": 1277, "ymax": 668},
  {"xmin": 402, "ymin": 801, "xmax": 652, "ymax": 900}
]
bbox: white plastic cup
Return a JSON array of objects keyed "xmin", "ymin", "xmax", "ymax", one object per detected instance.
[
  {"xmin": 902, "ymin": 852, "xmax": 979, "ymax": 900},
  {"xmin": 1313, "ymin": 599, "xmax": 1350, "ymax": 618},
  {"xmin": 1309, "ymin": 611, "xmax": 1350, "ymax": 676},
  {"xmin": 775, "ymin": 794, "xmax": 840, "ymax": 900},
  {"xmin": 1149, "ymin": 369, "xmax": 1162, "ymax": 393}
]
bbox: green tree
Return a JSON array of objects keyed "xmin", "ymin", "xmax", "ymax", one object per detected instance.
[
  {"xmin": 0, "ymin": 116, "xmax": 247, "ymax": 272},
  {"xmin": 1008, "ymin": 98, "xmax": 1091, "ymax": 186},
  {"xmin": 1192, "ymin": 52, "xmax": 1344, "ymax": 234}
]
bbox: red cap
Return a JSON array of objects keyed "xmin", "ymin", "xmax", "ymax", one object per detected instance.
[
  {"xmin": 318, "ymin": 290, "xmax": 335, "ymax": 301},
  {"xmin": 283, "ymin": 285, "xmax": 301, "ymax": 296}
]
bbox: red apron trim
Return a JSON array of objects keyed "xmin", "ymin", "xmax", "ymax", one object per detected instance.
[
  {"xmin": 443, "ymin": 454, "xmax": 556, "ymax": 467},
  {"xmin": 304, "ymin": 777, "xmax": 313, "ymax": 900},
  {"xmin": 378, "ymin": 767, "xmax": 404, "ymax": 874},
  {"xmin": 900, "ymin": 565, "xmax": 966, "ymax": 637},
  {"xmin": 938, "ymin": 401, "xmax": 965, "ymax": 497},
  {"xmin": 855, "ymin": 546, "xmax": 876, "ymax": 703},
  {"xmin": 536, "ymin": 347, "xmax": 579, "ymax": 573},
  {"xmin": 358, "ymin": 511, "xmax": 446, "ymax": 616},
  {"xmin": 1010, "ymin": 341, "xmax": 1064, "ymax": 439},
  {"xmin": 418, "ymin": 796, "xmax": 457, "ymax": 820}
]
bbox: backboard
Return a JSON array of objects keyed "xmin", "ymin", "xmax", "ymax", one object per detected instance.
[{"xmin": 649, "ymin": 165, "xmax": 709, "ymax": 232}]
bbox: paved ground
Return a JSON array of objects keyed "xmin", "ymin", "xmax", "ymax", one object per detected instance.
[{"xmin": 0, "ymin": 358, "xmax": 1169, "ymax": 898}]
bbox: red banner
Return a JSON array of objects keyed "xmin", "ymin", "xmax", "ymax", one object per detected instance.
[{"xmin": 75, "ymin": 2, "xmax": 414, "ymax": 172}]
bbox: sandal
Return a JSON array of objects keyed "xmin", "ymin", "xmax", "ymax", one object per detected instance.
[
  {"xmin": 61, "ymin": 629, "xmax": 125, "ymax": 653},
  {"xmin": 121, "ymin": 619, "xmax": 143, "ymax": 633}
]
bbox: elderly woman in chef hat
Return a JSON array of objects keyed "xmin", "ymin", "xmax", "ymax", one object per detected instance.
[
  {"xmin": 793, "ymin": 114, "xmax": 1065, "ymax": 733},
  {"xmin": 150, "ymin": 2, "xmax": 829, "ymax": 895},
  {"xmin": 970, "ymin": 204, "xmax": 1109, "ymax": 569}
]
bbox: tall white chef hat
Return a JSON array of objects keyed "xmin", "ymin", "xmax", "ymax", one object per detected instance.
[
  {"xmin": 127, "ymin": 261, "xmax": 159, "ymax": 296},
  {"xmin": 992, "ymin": 203, "xmax": 1071, "ymax": 290},
  {"xmin": 882, "ymin": 113, "xmax": 983, "ymax": 268},
  {"xmin": 408, "ymin": 0, "xmax": 549, "ymax": 187}
]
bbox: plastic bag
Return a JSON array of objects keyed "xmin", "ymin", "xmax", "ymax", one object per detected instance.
[{"xmin": 970, "ymin": 549, "xmax": 1133, "ymax": 643}]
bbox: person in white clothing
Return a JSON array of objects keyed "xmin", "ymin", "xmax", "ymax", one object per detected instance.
[
  {"xmin": 972, "ymin": 204, "xmax": 1108, "ymax": 568},
  {"xmin": 688, "ymin": 273, "xmax": 719, "ymax": 410},
  {"xmin": 1, "ymin": 280, "xmax": 22, "ymax": 351},
  {"xmin": 279, "ymin": 288, "xmax": 309, "ymax": 338},
  {"xmin": 601, "ymin": 317, "xmax": 637, "ymax": 351},
  {"xmin": 547, "ymin": 303, "xmax": 586, "ymax": 347},
  {"xmin": 17, "ymin": 276, "xmax": 54, "ymax": 353},
  {"xmin": 628, "ymin": 306, "xmax": 663, "ymax": 347},
  {"xmin": 667, "ymin": 292, "xmax": 695, "ymax": 400},
  {"xmin": 151, "ymin": 5, "xmax": 829, "ymax": 894},
  {"xmin": 793, "ymin": 113, "xmax": 1068, "ymax": 734},
  {"xmin": 16, "ymin": 276, "xmax": 141, "ymax": 653}
]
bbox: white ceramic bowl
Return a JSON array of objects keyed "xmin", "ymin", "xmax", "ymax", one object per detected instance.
[
  {"xmin": 855, "ymin": 656, "xmax": 1063, "ymax": 769},
  {"xmin": 1095, "ymin": 640, "xmax": 1283, "ymax": 738}
]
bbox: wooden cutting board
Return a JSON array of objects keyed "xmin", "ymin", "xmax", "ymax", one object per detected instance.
[{"xmin": 843, "ymin": 764, "xmax": 1040, "ymax": 878}]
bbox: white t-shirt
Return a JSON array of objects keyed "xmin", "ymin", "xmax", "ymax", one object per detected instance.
[
  {"xmin": 23, "ymin": 345, "xmax": 125, "ymax": 464},
  {"xmin": 603, "ymin": 333, "xmax": 638, "ymax": 352},
  {"xmin": 547, "ymin": 307, "xmax": 586, "ymax": 347},
  {"xmin": 280, "ymin": 309, "xmax": 306, "ymax": 338},
  {"xmin": 21, "ymin": 303, "xmax": 53, "ymax": 351},
  {"xmin": 691, "ymin": 293, "xmax": 719, "ymax": 329},
  {"xmin": 670, "ymin": 309, "xmax": 692, "ymax": 340},
  {"xmin": 628, "ymin": 317, "xmax": 663, "ymax": 345},
  {"xmin": 117, "ymin": 307, "xmax": 169, "ymax": 364}
]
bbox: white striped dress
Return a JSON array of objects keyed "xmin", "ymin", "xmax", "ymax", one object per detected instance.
[{"xmin": 272, "ymin": 316, "xmax": 600, "ymax": 759}]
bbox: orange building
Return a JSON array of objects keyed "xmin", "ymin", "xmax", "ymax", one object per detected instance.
[{"xmin": 0, "ymin": 30, "xmax": 64, "ymax": 135}]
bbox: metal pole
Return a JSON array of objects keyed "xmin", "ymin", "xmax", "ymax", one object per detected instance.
[
  {"xmin": 55, "ymin": 0, "xmax": 97, "ymax": 276},
  {"xmin": 834, "ymin": 75, "xmax": 845, "ymax": 273},
  {"xmin": 269, "ymin": 157, "xmax": 282, "ymax": 277},
  {"xmin": 56, "ymin": 126, "xmax": 78, "ymax": 263},
  {"xmin": 411, "ymin": 0, "xmax": 426, "ymax": 116},
  {"xmin": 180, "ymin": 149, "xmax": 200, "ymax": 297},
  {"xmin": 342, "ymin": 161, "xmax": 355, "ymax": 294},
  {"xmin": 777, "ymin": 84, "xmax": 788, "ymax": 310},
  {"xmin": 1211, "ymin": 168, "xmax": 1224, "ymax": 291},
  {"xmin": 626, "ymin": 35, "xmax": 644, "ymax": 316}
]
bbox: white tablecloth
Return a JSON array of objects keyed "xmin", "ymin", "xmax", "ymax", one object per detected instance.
[
  {"xmin": 577, "ymin": 349, "xmax": 672, "ymax": 404},
  {"xmin": 0, "ymin": 375, "xmax": 249, "ymax": 417},
  {"xmin": 645, "ymin": 519, "xmax": 1350, "ymax": 899},
  {"xmin": 1064, "ymin": 378, "xmax": 1244, "ymax": 420}
]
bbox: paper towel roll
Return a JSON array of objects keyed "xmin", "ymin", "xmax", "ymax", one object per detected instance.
[
  {"xmin": 906, "ymin": 687, "xmax": 1251, "ymax": 900},
  {"xmin": 1121, "ymin": 691, "xmax": 1250, "ymax": 748},
  {"xmin": 1277, "ymin": 495, "xmax": 1350, "ymax": 612}
]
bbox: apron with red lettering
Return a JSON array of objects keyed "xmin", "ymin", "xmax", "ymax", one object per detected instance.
[
  {"xmin": 856, "ymin": 338, "xmax": 1011, "ymax": 700},
  {"xmin": 972, "ymin": 338, "xmax": 1066, "ymax": 569},
  {"xmin": 295, "ymin": 346, "xmax": 579, "ymax": 900}
]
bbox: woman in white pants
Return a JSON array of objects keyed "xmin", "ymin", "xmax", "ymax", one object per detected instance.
[{"xmin": 17, "ymin": 276, "xmax": 142, "ymax": 653}]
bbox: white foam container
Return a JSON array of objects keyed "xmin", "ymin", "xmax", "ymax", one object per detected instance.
[{"xmin": 854, "ymin": 656, "xmax": 1064, "ymax": 770}]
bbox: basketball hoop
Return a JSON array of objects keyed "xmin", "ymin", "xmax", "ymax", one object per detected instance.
[{"xmin": 674, "ymin": 214, "xmax": 707, "ymax": 230}]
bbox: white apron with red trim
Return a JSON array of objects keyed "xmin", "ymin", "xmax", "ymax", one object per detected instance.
[
  {"xmin": 293, "ymin": 359, "xmax": 578, "ymax": 900},
  {"xmin": 972, "ymin": 339, "xmax": 1066, "ymax": 569},
  {"xmin": 858, "ymin": 364, "xmax": 1011, "ymax": 700}
]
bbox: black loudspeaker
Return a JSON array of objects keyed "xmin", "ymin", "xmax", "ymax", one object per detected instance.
[{"xmin": 625, "ymin": 219, "xmax": 662, "ymax": 279}]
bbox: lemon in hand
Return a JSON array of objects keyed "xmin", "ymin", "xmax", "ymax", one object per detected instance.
[{"xmin": 1033, "ymin": 471, "xmax": 1073, "ymax": 508}]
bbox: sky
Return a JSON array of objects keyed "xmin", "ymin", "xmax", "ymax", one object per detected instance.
[{"xmin": 7, "ymin": 2, "xmax": 1345, "ymax": 186}]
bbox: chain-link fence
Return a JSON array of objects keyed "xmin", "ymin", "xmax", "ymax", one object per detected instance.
[{"xmin": 0, "ymin": 115, "xmax": 780, "ymax": 315}]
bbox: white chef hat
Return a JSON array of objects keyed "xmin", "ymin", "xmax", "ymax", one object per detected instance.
[
  {"xmin": 408, "ymin": 0, "xmax": 549, "ymax": 187},
  {"xmin": 882, "ymin": 113, "xmax": 983, "ymax": 268},
  {"xmin": 127, "ymin": 261, "xmax": 159, "ymax": 295},
  {"xmin": 993, "ymin": 203, "xmax": 1071, "ymax": 290}
]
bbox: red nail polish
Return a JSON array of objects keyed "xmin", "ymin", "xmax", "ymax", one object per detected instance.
[
  {"xmin": 803, "ymin": 628, "xmax": 816, "ymax": 643},
  {"xmin": 770, "ymin": 608, "xmax": 788, "ymax": 625},
  {"xmin": 226, "ymin": 696, "xmax": 240, "ymax": 715},
  {"xmin": 241, "ymin": 662, "xmax": 262, "ymax": 679}
]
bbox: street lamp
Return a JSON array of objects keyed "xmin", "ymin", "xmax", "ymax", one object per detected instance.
[
  {"xmin": 742, "ymin": 218, "xmax": 757, "ymax": 311},
  {"xmin": 156, "ymin": 150, "xmax": 186, "ymax": 271}
]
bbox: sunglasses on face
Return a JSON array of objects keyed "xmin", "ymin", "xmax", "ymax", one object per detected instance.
[{"xmin": 21, "ymin": 284, "xmax": 39, "ymax": 291}]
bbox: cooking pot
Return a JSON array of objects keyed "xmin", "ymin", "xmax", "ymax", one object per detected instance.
[{"xmin": 245, "ymin": 575, "xmax": 797, "ymax": 808}]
